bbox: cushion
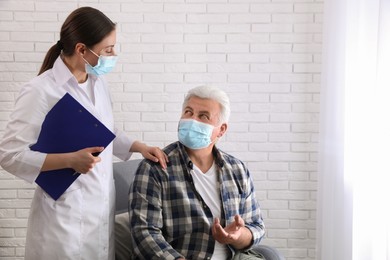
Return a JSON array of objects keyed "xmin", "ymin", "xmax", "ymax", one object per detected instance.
[
  {"xmin": 113, "ymin": 159, "xmax": 142, "ymax": 214},
  {"xmin": 115, "ymin": 212, "xmax": 132, "ymax": 260}
]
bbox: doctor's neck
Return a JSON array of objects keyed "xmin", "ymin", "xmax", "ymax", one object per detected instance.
[{"xmin": 62, "ymin": 55, "xmax": 88, "ymax": 83}]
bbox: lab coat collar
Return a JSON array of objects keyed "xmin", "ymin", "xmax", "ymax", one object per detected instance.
[{"xmin": 52, "ymin": 56, "xmax": 99, "ymax": 88}]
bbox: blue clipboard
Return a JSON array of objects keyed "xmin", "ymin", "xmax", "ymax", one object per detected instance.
[{"xmin": 30, "ymin": 93, "xmax": 116, "ymax": 200}]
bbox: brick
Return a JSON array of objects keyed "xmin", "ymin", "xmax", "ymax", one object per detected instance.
[
  {"xmin": 142, "ymin": 34, "xmax": 183, "ymax": 43},
  {"xmin": 0, "ymin": 2, "xmax": 34, "ymax": 11},
  {"xmin": 251, "ymin": 3, "xmax": 293, "ymax": 13},
  {"xmin": 144, "ymin": 13, "xmax": 186, "ymax": 23},
  {"xmin": 187, "ymin": 14, "xmax": 228, "ymax": 24},
  {"xmin": 231, "ymin": 14, "xmax": 271, "ymax": 24},
  {"xmin": 207, "ymin": 44, "xmax": 249, "ymax": 53},
  {"xmin": 208, "ymin": 4, "xmax": 249, "ymax": 13},
  {"xmin": 164, "ymin": 4, "xmax": 206, "ymax": 13},
  {"xmin": 14, "ymin": 12, "xmax": 57, "ymax": 22},
  {"xmin": 165, "ymin": 24, "xmax": 208, "ymax": 34},
  {"xmin": 121, "ymin": 3, "xmax": 162, "ymax": 13}
]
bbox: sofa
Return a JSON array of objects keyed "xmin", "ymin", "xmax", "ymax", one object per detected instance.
[{"xmin": 113, "ymin": 159, "xmax": 285, "ymax": 260}]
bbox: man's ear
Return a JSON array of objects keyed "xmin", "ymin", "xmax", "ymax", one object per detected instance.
[{"xmin": 218, "ymin": 123, "xmax": 227, "ymax": 138}]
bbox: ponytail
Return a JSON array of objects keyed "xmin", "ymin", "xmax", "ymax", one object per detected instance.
[{"xmin": 38, "ymin": 41, "xmax": 63, "ymax": 75}]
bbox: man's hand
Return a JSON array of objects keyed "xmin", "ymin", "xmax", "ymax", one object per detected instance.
[{"xmin": 212, "ymin": 214, "xmax": 253, "ymax": 249}]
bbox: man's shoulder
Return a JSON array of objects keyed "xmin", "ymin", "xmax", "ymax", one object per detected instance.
[
  {"xmin": 163, "ymin": 141, "xmax": 181, "ymax": 156},
  {"xmin": 217, "ymin": 149, "xmax": 245, "ymax": 168},
  {"xmin": 137, "ymin": 141, "xmax": 183, "ymax": 173}
]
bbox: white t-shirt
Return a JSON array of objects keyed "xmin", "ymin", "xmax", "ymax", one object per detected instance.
[
  {"xmin": 78, "ymin": 76, "xmax": 95, "ymax": 104},
  {"xmin": 191, "ymin": 163, "xmax": 230, "ymax": 260}
]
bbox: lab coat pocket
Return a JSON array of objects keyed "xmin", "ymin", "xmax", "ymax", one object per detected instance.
[{"xmin": 28, "ymin": 184, "xmax": 83, "ymax": 259}]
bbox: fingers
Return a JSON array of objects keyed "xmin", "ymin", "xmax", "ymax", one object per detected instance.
[
  {"xmin": 212, "ymin": 215, "xmax": 246, "ymax": 245},
  {"xmin": 234, "ymin": 215, "xmax": 244, "ymax": 228},
  {"xmin": 85, "ymin": 146, "xmax": 104, "ymax": 156},
  {"xmin": 212, "ymin": 218, "xmax": 220, "ymax": 235},
  {"xmin": 212, "ymin": 218, "xmax": 230, "ymax": 241},
  {"xmin": 155, "ymin": 152, "xmax": 168, "ymax": 169},
  {"xmin": 145, "ymin": 146, "xmax": 168, "ymax": 169},
  {"xmin": 74, "ymin": 147, "xmax": 104, "ymax": 174}
]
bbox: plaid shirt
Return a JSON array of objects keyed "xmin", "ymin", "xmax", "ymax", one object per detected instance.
[{"xmin": 129, "ymin": 141, "xmax": 265, "ymax": 260}]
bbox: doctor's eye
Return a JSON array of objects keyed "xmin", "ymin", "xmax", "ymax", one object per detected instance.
[{"xmin": 100, "ymin": 46, "xmax": 115, "ymax": 55}]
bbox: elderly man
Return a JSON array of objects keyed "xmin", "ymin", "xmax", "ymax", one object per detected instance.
[{"xmin": 129, "ymin": 85, "xmax": 265, "ymax": 260}]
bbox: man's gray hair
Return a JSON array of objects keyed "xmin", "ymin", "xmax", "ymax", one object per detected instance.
[{"xmin": 183, "ymin": 85, "xmax": 231, "ymax": 124}]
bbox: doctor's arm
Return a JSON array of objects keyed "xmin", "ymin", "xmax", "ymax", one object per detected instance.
[
  {"xmin": 41, "ymin": 146, "xmax": 104, "ymax": 173},
  {"xmin": 112, "ymin": 128, "xmax": 167, "ymax": 169},
  {"xmin": 0, "ymin": 86, "xmax": 105, "ymax": 181}
]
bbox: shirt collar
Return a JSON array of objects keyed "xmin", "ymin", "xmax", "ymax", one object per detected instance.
[{"xmin": 176, "ymin": 142, "xmax": 225, "ymax": 169}]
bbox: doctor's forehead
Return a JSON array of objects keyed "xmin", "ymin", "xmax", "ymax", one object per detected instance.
[{"xmin": 93, "ymin": 29, "xmax": 116, "ymax": 50}]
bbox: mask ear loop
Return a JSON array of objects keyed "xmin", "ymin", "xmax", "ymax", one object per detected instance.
[
  {"xmin": 82, "ymin": 46, "xmax": 100, "ymax": 69},
  {"xmin": 88, "ymin": 48, "xmax": 100, "ymax": 58}
]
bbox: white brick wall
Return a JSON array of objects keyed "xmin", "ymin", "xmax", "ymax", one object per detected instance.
[{"xmin": 0, "ymin": 0, "xmax": 322, "ymax": 259}]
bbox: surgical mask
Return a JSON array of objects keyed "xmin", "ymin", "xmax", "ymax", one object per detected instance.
[
  {"xmin": 178, "ymin": 119, "xmax": 216, "ymax": 149},
  {"xmin": 84, "ymin": 49, "xmax": 118, "ymax": 75}
]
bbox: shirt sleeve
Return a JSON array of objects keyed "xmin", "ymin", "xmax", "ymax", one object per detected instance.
[
  {"xmin": 112, "ymin": 127, "xmax": 134, "ymax": 161},
  {"xmin": 0, "ymin": 84, "xmax": 48, "ymax": 183},
  {"xmin": 242, "ymin": 167, "xmax": 266, "ymax": 248},
  {"xmin": 222, "ymin": 157, "xmax": 266, "ymax": 251},
  {"xmin": 128, "ymin": 160, "xmax": 184, "ymax": 260}
]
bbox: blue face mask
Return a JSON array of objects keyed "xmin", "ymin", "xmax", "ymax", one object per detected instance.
[
  {"xmin": 178, "ymin": 119, "xmax": 215, "ymax": 149},
  {"xmin": 84, "ymin": 49, "xmax": 118, "ymax": 76}
]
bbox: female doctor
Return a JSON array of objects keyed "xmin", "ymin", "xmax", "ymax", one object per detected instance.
[{"xmin": 0, "ymin": 7, "xmax": 167, "ymax": 260}]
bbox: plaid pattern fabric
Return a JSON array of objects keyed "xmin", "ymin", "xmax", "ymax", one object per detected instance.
[{"xmin": 129, "ymin": 141, "xmax": 265, "ymax": 260}]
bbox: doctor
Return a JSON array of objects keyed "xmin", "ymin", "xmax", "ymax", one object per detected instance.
[{"xmin": 0, "ymin": 7, "xmax": 167, "ymax": 260}]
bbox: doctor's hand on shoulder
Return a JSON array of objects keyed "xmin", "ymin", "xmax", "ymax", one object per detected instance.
[{"xmin": 130, "ymin": 141, "xmax": 168, "ymax": 169}]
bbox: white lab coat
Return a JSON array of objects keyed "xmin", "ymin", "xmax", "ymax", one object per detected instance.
[{"xmin": 0, "ymin": 57, "xmax": 134, "ymax": 260}]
